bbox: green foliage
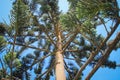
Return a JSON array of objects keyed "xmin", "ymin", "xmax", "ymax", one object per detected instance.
[
  {"xmin": 60, "ymin": 1, "xmax": 99, "ymax": 37},
  {"xmin": 10, "ymin": 0, "xmax": 32, "ymax": 36},
  {"xmin": 66, "ymin": 0, "xmax": 119, "ymax": 36},
  {"xmin": 12, "ymin": 55, "xmax": 31, "ymax": 80},
  {"xmin": 38, "ymin": 0, "xmax": 59, "ymax": 14},
  {"xmin": 0, "ymin": 23, "xmax": 7, "ymax": 35},
  {"xmin": 4, "ymin": 52, "xmax": 21, "ymax": 69},
  {"xmin": 0, "ymin": 69, "xmax": 7, "ymax": 79},
  {"xmin": 31, "ymin": 0, "xmax": 60, "ymax": 27},
  {"xmin": 103, "ymin": 60, "xmax": 116, "ymax": 69},
  {"xmin": 70, "ymin": 0, "xmax": 119, "ymax": 19},
  {"xmin": 0, "ymin": 36, "xmax": 6, "ymax": 51},
  {"xmin": 60, "ymin": 13, "xmax": 78, "ymax": 31}
]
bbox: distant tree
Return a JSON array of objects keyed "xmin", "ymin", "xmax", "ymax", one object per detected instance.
[{"xmin": 0, "ymin": 0, "xmax": 120, "ymax": 80}]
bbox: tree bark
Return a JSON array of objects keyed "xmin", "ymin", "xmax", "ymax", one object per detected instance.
[
  {"xmin": 55, "ymin": 23, "xmax": 66, "ymax": 80},
  {"xmin": 55, "ymin": 51, "xmax": 66, "ymax": 80}
]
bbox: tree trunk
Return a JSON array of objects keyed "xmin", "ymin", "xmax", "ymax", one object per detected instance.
[
  {"xmin": 55, "ymin": 51, "xmax": 66, "ymax": 80},
  {"xmin": 55, "ymin": 24, "xmax": 66, "ymax": 80}
]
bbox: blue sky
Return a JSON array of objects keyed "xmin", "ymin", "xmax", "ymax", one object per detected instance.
[
  {"xmin": 0, "ymin": 0, "xmax": 12, "ymax": 23},
  {"xmin": 0, "ymin": 0, "xmax": 120, "ymax": 80}
]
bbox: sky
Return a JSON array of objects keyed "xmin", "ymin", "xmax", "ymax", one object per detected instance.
[
  {"xmin": 0, "ymin": 0, "xmax": 120, "ymax": 80},
  {"xmin": 0, "ymin": 0, "xmax": 12, "ymax": 23}
]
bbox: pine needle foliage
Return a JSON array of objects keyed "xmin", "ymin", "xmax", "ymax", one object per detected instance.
[
  {"xmin": 0, "ymin": 0, "xmax": 120, "ymax": 80},
  {"xmin": 10, "ymin": 0, "xmax": 32, "ymax": 36}
]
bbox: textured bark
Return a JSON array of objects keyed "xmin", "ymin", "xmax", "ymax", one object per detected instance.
[
  {"xmin": 55, "ymin": 23, "xmax": 66, "ymax": 80},
  {"xmin": 55, "ymin": 51, "xmax": 66, "ymax": 80}
]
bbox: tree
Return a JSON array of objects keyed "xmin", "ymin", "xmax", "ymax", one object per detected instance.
[{"xmin": 0, "ymin": 0, "xmax": 120, "ymax": 80}]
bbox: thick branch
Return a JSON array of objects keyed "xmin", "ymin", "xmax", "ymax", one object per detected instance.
[
  {"xmin": 85, "ymin": 32, "xmax": 120, "ymax": 80},
  {"xmin": 73, "ymin": 21, "xmax": 120, "ymax": 80}
]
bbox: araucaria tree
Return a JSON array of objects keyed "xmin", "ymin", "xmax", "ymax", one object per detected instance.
[{"xmin": 0, "ymin": 0, "xmax": 120, "ymax": 80}]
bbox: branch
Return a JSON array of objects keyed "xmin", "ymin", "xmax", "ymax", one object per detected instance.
[
  {"xmin": 85, "ymin": 32, "xmax": 120, "ymax": 80},
  {"xmin": 64, "ymin": 57, "xmax": 86, "ymax": 63},
  {"xmin": 78, "ymin": 30, "xmax": 98, "ymax": 48},
  {"xmin": 44, "ymin": 27, "xmax": 56, "ymax": 47},
  {"xmin": 33, "ymin": 15, "xmax": 56, "ymax": 47},
  {"xmin": 37, "ymin": 59, "xmax": 55, "ymax": 78},
  {"xmin": 65, "ymin": 50, "xmax": 81, "ymax": 52},
  {"xmin": 73, "ymin": 20, "xmax": 120, "ymax": 80},
  {"xmin": 28, "ymin": 52, "xmax": 55, "ymax": 70},
  {"xmin": 62, "ymin": 31, "xmax": 76, "ymax": 42},
  {"xmin": 0, "ymin": 59, "xmax": 5, "ymax": 72},
  {"xmin": 8, "ymin": 42, "xmax": 50, "ymax": 53},
  {"xmin": 62, "ymin": 32, "xmax": 78, "ymax": 53},
  {"xmin": 64, "ymin": 60, "xmax": 73, "ymax": 79},
  {"xmin": 98, "ymin": 16, "xmax": 109, "ymax": 34},
  {"xmin": 65, "ymin": 45, "xmax": 92, "ymax": 53}
]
